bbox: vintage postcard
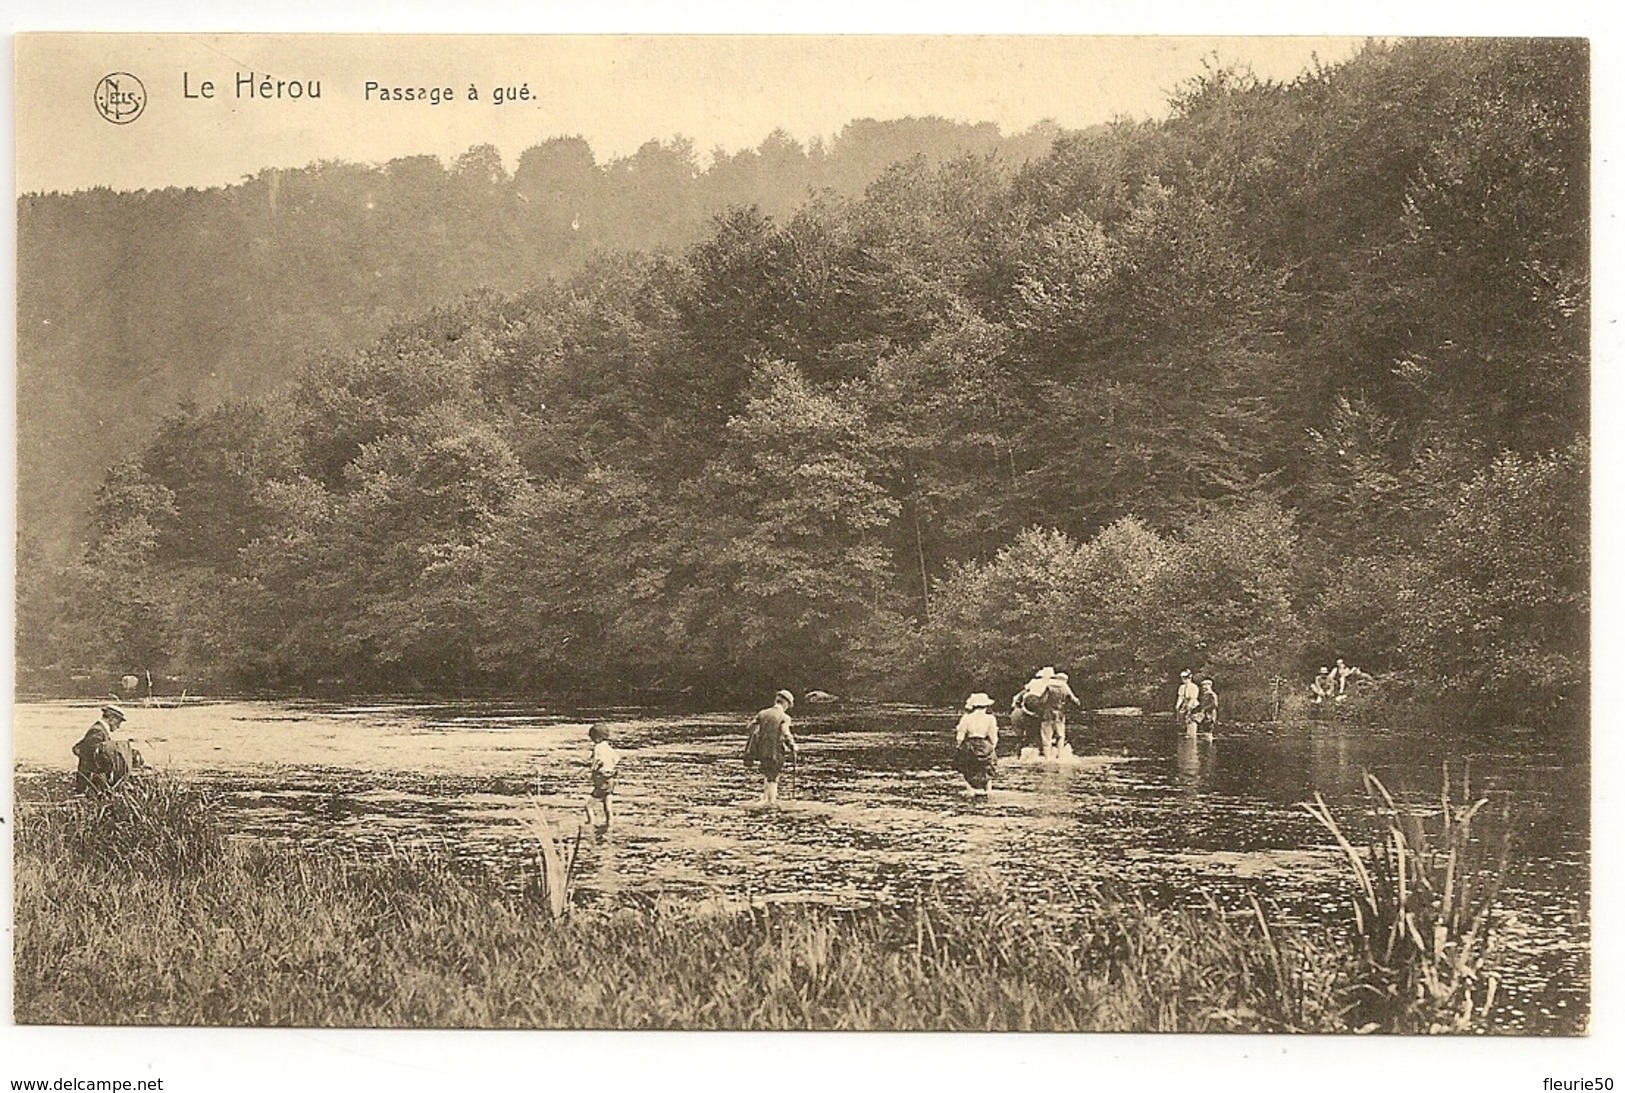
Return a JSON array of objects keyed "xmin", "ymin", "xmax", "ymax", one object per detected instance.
[{"xmin": 7, "ymin": 26, "xmax": 1601, "ymax": 1088}]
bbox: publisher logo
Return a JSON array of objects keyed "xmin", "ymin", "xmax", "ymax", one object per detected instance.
[{"xmin": 94, "ymin": 72, "xmax": 146, "ymax": 124}]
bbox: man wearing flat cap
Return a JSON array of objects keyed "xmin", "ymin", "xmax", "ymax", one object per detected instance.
[{"xmin": 73, "ymin": 703, "xmax": 133, "ymax": 794}]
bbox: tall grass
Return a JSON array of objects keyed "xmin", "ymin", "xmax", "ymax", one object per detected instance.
[
  {"xmin": 23, "ymin": 774, "xmax": 226, "ymax": 878},
  {"xmin": 14, "ymin": 777, "xmax": 1354, "ymax": 1030},
  {"xmin": 1302, "ymin": 765, "xmax": 1509, "ymax": 1033},
  {"xmin": 15, "ymin": 772, "xmax": 1531, "ymax": 1032},
  {"xmin": 14, "ymin": 856, "xmax": 1348, "ymax": 1029}
]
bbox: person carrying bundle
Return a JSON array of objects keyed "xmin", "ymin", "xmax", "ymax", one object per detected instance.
[{"xmin": 1012, "ymin": 667, "xmax": 1054, "ymax": 756}]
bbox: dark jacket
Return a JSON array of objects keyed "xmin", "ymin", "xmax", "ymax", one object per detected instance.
[{"xmin": 73, "ymin": 718, "xmax": 131, "ymax": 792}]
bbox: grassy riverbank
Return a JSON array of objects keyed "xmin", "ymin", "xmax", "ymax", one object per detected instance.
[{"xmin": 13, "ymin": 775, "xmax": 1518, "ymax": 1032}]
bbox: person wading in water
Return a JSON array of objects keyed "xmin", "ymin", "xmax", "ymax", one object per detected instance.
[
  {"xmin": 743, "ymin": 690, "xmax": 798, "ymax": 807},
  {"xmin": 1175, "ymin": 670, "xmax": 1201, "ymax": 736},
  {"xmin": 1195, "ymin": 678, "xmax": 1219, "ymax": 737},
  {"xmin": 586, "ymin": 724, "xmax": 620, "ymax": 836},
  {"xmin": 1012, "ymin": 667, "xmax": 1054, "ymax": 757},
  {"xmin": 1040, "ymin": 671, "xmax": 1082, "ymax": 758},
  {"xmin": 953, "ymin": 692, "xmax": 999, "ymax": 797}
]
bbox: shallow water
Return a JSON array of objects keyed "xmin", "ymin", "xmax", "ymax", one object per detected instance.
[{"xmin": 12, "ymin": 699, "xmax": 1589, "ymax": 1033}]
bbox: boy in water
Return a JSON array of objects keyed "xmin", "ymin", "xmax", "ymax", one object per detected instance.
[
  {"xmin": 1041, "ymin": 671, "xmax": 1082, "ymax": 758},
  {"xmin": 744, "ymin": 689, "xmax": 798, "ymax": 807},
  {"xmin": 587, "ymin": 724, "xmax": 619, "ymax": 835}
]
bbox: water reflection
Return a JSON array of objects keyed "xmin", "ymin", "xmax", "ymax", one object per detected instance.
[
  {"xmin": 1308, "ymin": 729, "xmax": 1355, "ymax": 790},
  {"xmin": 1173, "ymin": 734, "xmax": 1213, "ymax": 796}
]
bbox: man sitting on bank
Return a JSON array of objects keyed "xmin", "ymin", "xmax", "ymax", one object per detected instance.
[{"xmin": 73, "ymin": 703, "xmax": 137, "ymax": 795}]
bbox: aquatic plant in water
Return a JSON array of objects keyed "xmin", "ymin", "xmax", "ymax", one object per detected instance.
[
  {"xmin": 518, "ymin": 802, "xmax": 581, "ymax": 919},
  {"xmin": 1302, "ymin": 765, "xmax": 1509, "ymax": 1033}
]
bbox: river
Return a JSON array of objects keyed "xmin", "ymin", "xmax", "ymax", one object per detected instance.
[{"xmin": 11, "ymin": 698, "xmax": 1589, "ymax": 1033}]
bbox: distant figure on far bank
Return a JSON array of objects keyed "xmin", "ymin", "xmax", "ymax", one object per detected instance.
[
  {"xmin": 1175, "ymin": 669, "xmax": 1201, "ymax": 735},
  {"xmin": 586, "ymin": 724, "xmax": 619, "ymax": 836},
  {"xmin": 1332, "ymin": 658, "xmax": 1367, "ymax": 701},
  {"xmin": 953, "ymin": 692, "xmax": 999, "ymax": 797},
  {"xmin": 73, "ymin": 703, "xmax": 138, "ymax": 795},
  {"xmin": 1194, "ymin": 678, "xmax": 1219, "ymax": 737},
  {"xmin": 1310, "ymin": 667, "xmax": 1335, "ymax": 706},
  {"xmin": 743, "ymin": 689, "xmax": 798, "ymax": 807}
]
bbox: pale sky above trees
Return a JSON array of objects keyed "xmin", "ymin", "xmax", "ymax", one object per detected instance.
[{"xmin": 17, "ymin": 34, "xmax": 1368, "ymax": 194}]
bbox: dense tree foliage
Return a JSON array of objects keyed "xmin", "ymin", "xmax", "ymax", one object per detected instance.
[
  {"xmin": 20, "ymin": 40, "xmax": 1588, "ymax": 725},
  {"xmin": 20, "ymin": 118, "xmax": 1066, "ymax": 556}
]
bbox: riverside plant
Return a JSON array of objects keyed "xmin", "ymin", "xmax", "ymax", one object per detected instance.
[
  {"xmin": 16, "ymin": 770, "xmax": 1543, "ymax": 1032},
  {"xmin": 1302, "ymin": 765, "xmax": 1509, "ymax": 1033},
  {"xmin": 517, "ymin": 801, "xmax": 581, "ymax": 919},
  {"xmin": 14, "ymin": 775, "xmax": 1354, "ymax": 1030},
  {"xmin": 29, "ymin": 772, "xmax": 227, "ymax": 879}
]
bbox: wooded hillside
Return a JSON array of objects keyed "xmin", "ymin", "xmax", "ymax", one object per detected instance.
[
  {"xmin": 20, "ymin": 116, "xmax": 1063, "ymax": 555},
  {"xmin": 19, "ymin": 39, "xmax": 1588, "ymax": 723}
]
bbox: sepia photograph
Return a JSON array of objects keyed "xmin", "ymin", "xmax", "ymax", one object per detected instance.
[{"xmin": 4, "ymin": 12, "xmax": 1610, "ymax": 1089}]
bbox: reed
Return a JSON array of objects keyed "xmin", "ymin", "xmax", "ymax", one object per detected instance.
[
  {"xmin": 1302, "ymin": 764, "xmax": 1509, "ymax": 1032},
  {"xmin": 12, "ymin": 778, "xmax": 1344, "ymax": 1031},
  {"xmin": 516, "ymin": 802, "xmax": 581, "ymax": 919}
]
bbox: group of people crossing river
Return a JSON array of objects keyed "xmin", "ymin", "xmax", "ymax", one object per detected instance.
[
  {"xmin": 65, "ymin": 672, "xmax": 1224, "ymax": 827},
  {"xmin": 727, "ymin": 668, "xmax": 1222, "ymax": 805},
  {"xmin": 571, "ymin": 673, "xmax": 1188, "ymax": 823},
  {"xmin": 66, "ymin": 656, "xmax": 1359, "ymax": 818},
  {"xmin": 74, "ymin": 658, "xmax": 1386, "ymax": 830},
  {"xmin": 52, "ymin": 653, "xmax": 1379, "ymax": 854}
]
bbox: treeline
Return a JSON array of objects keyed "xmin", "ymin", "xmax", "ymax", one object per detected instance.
[
  {"xmin": 19, "ymin": 39, "xmax": 1588, "ymax": 724},
  {"xmin": 19, "ymin": 116, "xmax": 1064, "ymax": 555}
]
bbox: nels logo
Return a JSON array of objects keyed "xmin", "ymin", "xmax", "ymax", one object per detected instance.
[{"xmin": 94, "ymin": 72, "xmax": 147, "ymax": 124}]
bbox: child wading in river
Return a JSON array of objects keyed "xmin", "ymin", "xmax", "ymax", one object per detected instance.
[
  {"xmin": 743, "ymin": 690, "xmax": 798, "ymax": 807},
  {"xmin": 587, "ymin": 724, "xmax": 619, "ymax": 836}
]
